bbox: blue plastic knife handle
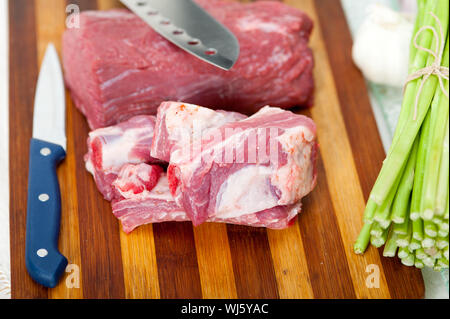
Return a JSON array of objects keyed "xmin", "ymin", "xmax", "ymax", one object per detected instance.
[{"xmin": 25, "ymin": 138, "xmax": 68, "ymax": 288}]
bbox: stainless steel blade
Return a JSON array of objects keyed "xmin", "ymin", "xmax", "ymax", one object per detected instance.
[
  {"xmin": 120, "ymin": 0, "xmax": 240, "ymax": 70},
  {"xmin": 33, "ymin": 44, "xmax": 66, "ymax": 150}
]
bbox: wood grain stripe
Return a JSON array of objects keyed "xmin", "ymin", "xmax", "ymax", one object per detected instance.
[
  {"xmin": 35, "ymin": 0, "xmax": 83, "ymax": 299},
  {"xmin": 227, "ymin": 225, "xmax": 279, "ymax": 299},
  {"xmin": 296, "ymin": 142, "xmax": 356, "ymax": 298},
  {"xmin": 153, "ymin": 222, "xmax": 203, "ymax": 299},
  {"xmin": 67, "ymin": 0, "xmax": 126, "ymax": 299},
  {"xmin": 69, "ymin": 0, "xmax": 98, "ymax": 10},
  {"xmin": 291, "ymin": 0, "xmax": 392, "ymax": 298},
  {"xmin": 314, "ymin": 0, "xmax": 425, "ymax": 298},
  {"xmin": 95, "ymin": 0, "xmax": 161, "ymax": 299},
  {"xmin": 267, "ymin": 221, "xmax": 314, "ymax": 299},
  {"xmin": 72, "ymin": 108, "xmax": 126, "ymax": 298},
  {"xmin": 97, "ymin": 0, "xmax": 123, "ymax": 10},
  {"xmin": 193, "ymin": 224, "xmax": 237, "ymax": 299},
  {"xmin": 119, "ymin": 227, "xmax": 160, "ymax": 299},
  {"xmin": 9, "ymin": 0, "xmax": 48, "ymax": 299},
  {"xmin": 99, "ymin": 0, "xmax": 202, "ymax": 298}
]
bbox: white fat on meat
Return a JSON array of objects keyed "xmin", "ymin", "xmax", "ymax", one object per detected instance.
[
  {"xmin": 215, "ymin": 166, "xmax": 278, "ymax": 219},
  {"xmin": 145, "ymin": 175, "xmax": 175, "ymax": 201},
  {"xmin": 273, "ymin": 125, "xmax": 316, "ymax": 205},
  {"xmin": 164, "ymin": 102, "xmax": 243, "ymax": 148},
  {"xmin": 112, "ymin": 164, "xmax": 161, "ymax": 200},
  {"xmin": 237, "ymin": 17, "xmax": 287, "ymax": 35},
  {"xmin": 160, "ymin": 102, "xmax": 246, "ymax": 165},
  {"xmin": 85, "ymin": 157, "xmax": 95, "ymax": 176},
  {"xmin": 89, "ymin": 125, "xmax": 149, "ymax": 173}
]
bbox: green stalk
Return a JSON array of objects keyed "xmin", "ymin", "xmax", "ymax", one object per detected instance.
[
  {"xmin": 424, "ymin": 220, "xmax": 438, "ymax": 238},
  {"xmin": 354, "ymin": 223, "xmax": 372, "ymax": 254},
  {"xmin": 436, "ymin": 236, "xmax": 449, "ymax": 250},
  {"xmin": 408, "ymin": 1, "xmax": 447, "ymax": 73},
  {"xmin": 383, "ymin": 229, "xmax": 399, "ymax": 257},
  {"xmin": 416, "ymin": 248, "xmax": 427, "ymax": 259},
  {"xmin": 412, "ymin": 216, "xmax": 424, "ymax": 241},
  {"xmin": 401, "ymin": 253, "xmax": 415, "ymax": 267},
  {"xmin": 438, "ymin": 229, "xmax": 449, "ymax": 238},
  {"xmin": 423, "ymin": 256, "xmax": 435, "ymax": 268},
  {"xmin": 396, "ymin": 222, "xmax": 413, "ymax": 247},
  {"xmin": 369, "ymin": 222, "xmax": 384, "ymax": 237},
  {"xmin": 370, "ymin": 1, "xmax": 449, "ymax": 205},
  {"xmin": 393, "ymin": 215, "xmax": 410, "ymax": 235},
  {"xmin": 369, "ymin": 2, "xmax": 450, "ymax": 206},
  {"xmin": 409, "ymin": 237, "xmax": 422, "ymax": 251},
  {"xmin": 432, "ymin": 214, "xmax": 443, "ymax": 226},
  {"xmin": 425, "ymin": 247, "xmax": 441, "ymax": 259},
  {"xmin": 421, "ymin": 41, "xmax": 450, "ymax": 220},
  {"xmin": 435, "ymin": 120, "xmax": 449, "ymax": 215},
  {"xmin": 398, "ymin": 247, "xmax": 410, "ymax": 259},
  {"xmin": 370, "ymin": 228, "xmax": 389, "ymax": 248},
  {"xmin": 445, "ymin": 190, "xmax": 449, "ymax": 220},
  {"xmin": 414, "ymin": 258, "xmax": 425, "ymax": 269},
  {"xmin": 411, "ymin": 110, "xmax": 432, "ymax": 220},
  {"xmin": 390, "ymin": 0, "xmax": 442, "ymax": 148},
  {"xmin": 391, "ymin": 139, "xmax": 418, "ymax": 224},
  {"xmin": 438, "ymin": 219, "xmax": 449, "ymax": 234},
  {"xmin": 437, "ymin": 257, "xmax": 449, "ymax": 268},
  {"xmin": 355, "ymin": 0, "xmax": 450, "ymax": 265},
  {"xmin": 363, "ymin": 200, "xmax": 378, "ymax": 224},
  {"xmin": 434, "ymin": 215, "xmax": 449, "ymax": 237},
  {"xmin": 371, "ymin": 83, "xmax": 436, "ymax": 206},
  {"xmin": 408, "ymin": 0, "xmax": 427, "ymax": 68},
  {"xmin": 373, "ymin": 173, "xmax": 404, "ymax": 229},
  {"xmin": 422, "ymin": 233, "xmax": 436, "ymax": 249}
]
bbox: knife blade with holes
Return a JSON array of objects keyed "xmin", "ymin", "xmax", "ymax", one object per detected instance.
[{"xmin": 120, "ymin": 0, "xmax": 240, "ymax": 70}]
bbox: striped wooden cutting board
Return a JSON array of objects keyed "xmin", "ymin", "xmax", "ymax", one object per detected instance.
[{"xmin": 9, "ymin": 0, "xmax": 425, "ymax": 299}]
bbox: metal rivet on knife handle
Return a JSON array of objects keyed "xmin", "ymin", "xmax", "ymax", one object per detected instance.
[
  {"xmin": 38, "ymin": 194, "xmax": 50, "ymax": 202},
  {"xmin": 37, "ymin": 249, "xmax": 48, "ymax": 258}
]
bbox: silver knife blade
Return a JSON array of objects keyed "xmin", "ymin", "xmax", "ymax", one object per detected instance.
[
  {"xmin": 120, "ymin": 0, "xmax": 240, "ymax": 70},
  {"xmin": 33, "ymin": 44, "xmax": 66, "ymax": 150}
]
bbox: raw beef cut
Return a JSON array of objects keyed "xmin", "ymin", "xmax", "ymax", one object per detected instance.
[
  {"xmin": 112, "ymin": 172, "xmax": 301, "ymax": 233},
  {"xmin": 151, "ymin": 102, "xmax": 247, "ymax": 162},
  {"xmin": 157, "ymin": 104, "xmax": 318, "ymax": 225},
  {"xmin": 112, "ymin": 163, "xmax": 163, "ymax": 200},
  {"xmin": 62, "ymin": 0, "xmax": 314, "ymax": 129},
  {"xmin": 86, "ymin": 102, "xmax": 318, "ymax": 232},
  {"xmin": 85, "ymin": 115, "xmax": 160, "ymax": 200},
  {"xmin": 112, "ymin": 172, "xmax": 189, "ymax": 233}
]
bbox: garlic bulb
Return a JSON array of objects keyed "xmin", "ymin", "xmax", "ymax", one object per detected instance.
[{"xmin": 352, "ymin": 4, "xmax": 413, "ymax": 87}]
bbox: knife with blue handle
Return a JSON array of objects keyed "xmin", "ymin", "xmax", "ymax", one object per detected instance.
[
  {"xmin": 120, "ymin": 0, "xmax": 240, "ymax": 70},
  {"xmin": 26, "ymin": 44, "xmax": 68, "ymax": 288}
]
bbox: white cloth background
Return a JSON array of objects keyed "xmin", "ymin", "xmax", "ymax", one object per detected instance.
[{"xmin": 0, "ymin": 0, "xmax": 11, "ymax": 299}]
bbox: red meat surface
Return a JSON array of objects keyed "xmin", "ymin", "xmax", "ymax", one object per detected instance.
[
  {"xmin": 63, "ymin": 0, "xmax": 314, "ymax": 129},
  {"xmin": 85, "ymin": 115, "xmax": 160, "ymax": 200}
]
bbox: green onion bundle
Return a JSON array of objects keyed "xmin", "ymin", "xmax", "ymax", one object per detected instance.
[{"xmin": 354, "ymin": 0, "xmax": 449, "ymax": 271}]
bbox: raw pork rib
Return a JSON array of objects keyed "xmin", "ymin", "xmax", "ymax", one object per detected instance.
[
  {"xmin": 86, "ymin": 103, "xmax": 317, "ymax": 232},
  {"xmin": 112, "ymin": 163, "xmax": 163, "ymax": 199},
  {"xmin": 156, "ymin": 104, "xmax": 318, "ymax": 225},
  {"xmin": 85, "ymin": 115, "xmax": 160, "ymax": 200},
  {"xmin": 151, "ymin": 102, "xmax": 247, "ymax": 162},
  {"xmin": 112, "ymin": 171, "xmax": 301, "ymax": 233},
  {"xmin": 63, "ymin": 0, "xmax": 314, "ymax": 129},
  {"xmin": 112, "ymin": 171, "xmax": 189, "ymax": 233}
]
